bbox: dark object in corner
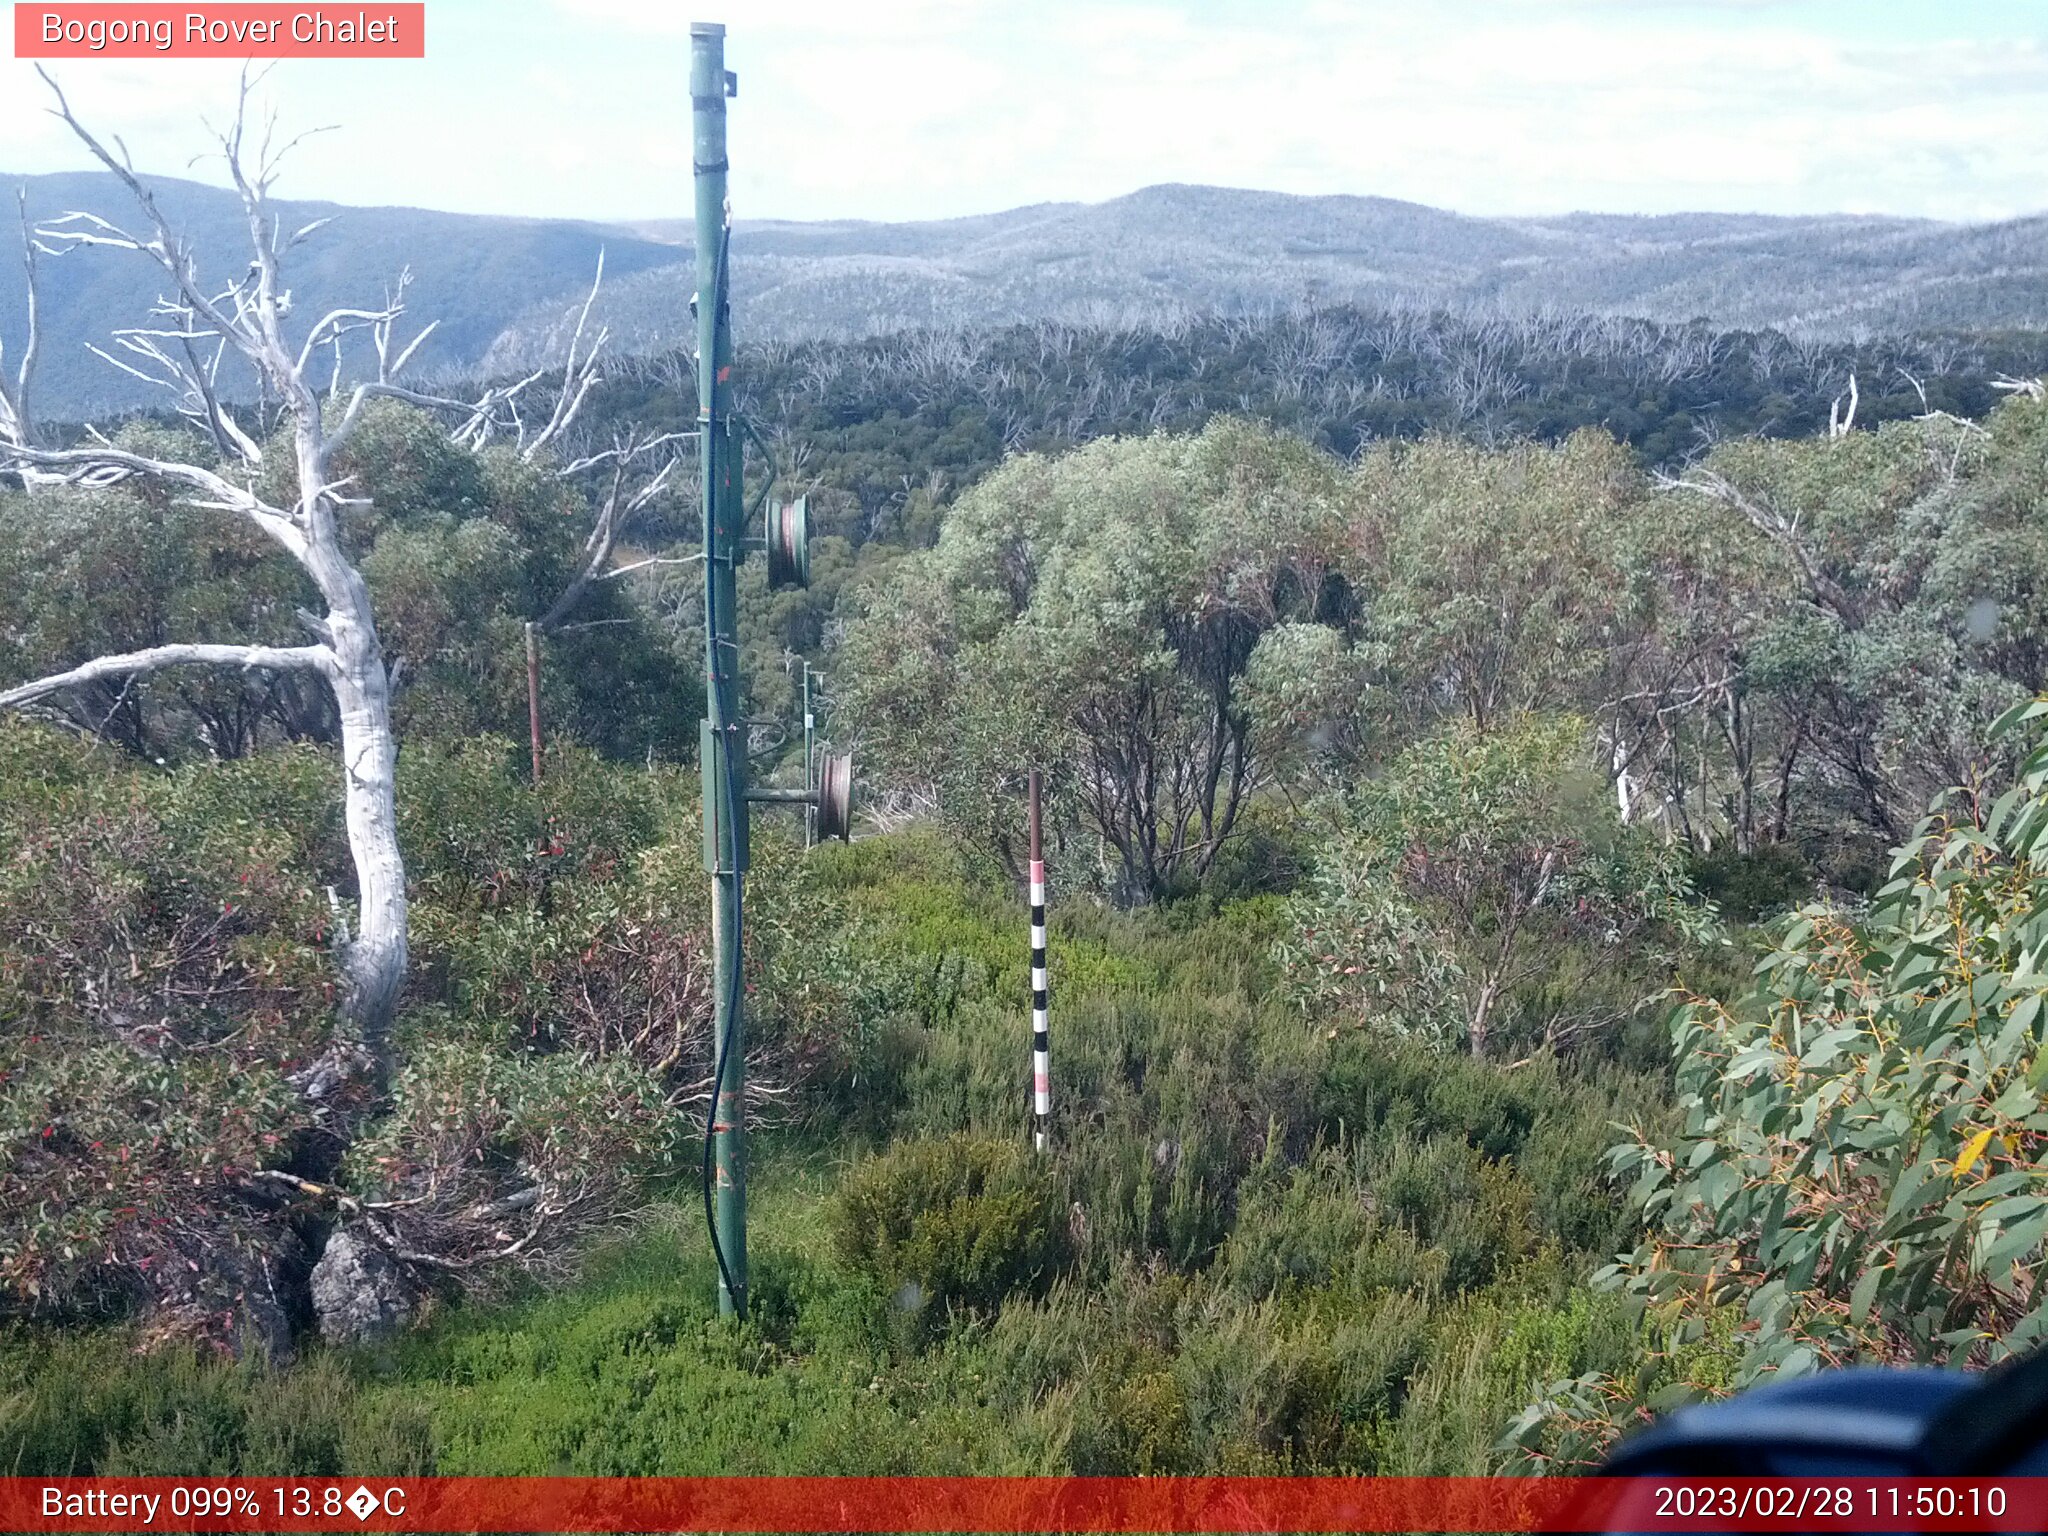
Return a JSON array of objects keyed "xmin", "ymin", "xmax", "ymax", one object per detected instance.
[{"xmin": 1602, "ymin": 1346, "xmax": 2048, "ymax": 1478}]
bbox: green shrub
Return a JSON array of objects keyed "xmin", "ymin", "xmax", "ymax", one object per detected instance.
[
  {"xmin": 1517, "ymin": 704, "xmax": 2048, "ymax": 1466},
  {"xmin": 1686, "ymin": 841, "xmax": 1813, "ymax": 921},
  {"xmin": 0, "ymin": 729, "xmax": 337, "ymax": 1335},
  {"xmin": 834, "ymin": 1135, "xmax": 1065, "ymax": 1317},
  {"xmin": 0, "ymin": 1331, "xmax": 432, "ymax": 1476},
  {"xmin": 1315, "ymin": 1039, "xmax": 1653, "ymax": 1262},
  {"xmin": 1279, "ymin": 714, "xmax": 1709, "ymax": 1058},
  {"xmin": 396, "ymin": 736, "xmax": 670, "ymax": 912},
  {"xmin": 1169, "ymin": 1287, "xmax": 1431, "ymax": 1472},
  {"xmin": 1199, "ymin": 804, "xmax": 1312, "ymax": 901},
  {"xmin": 1220, "ymin": 1148, "xmax": 1445, "ymax": 1301},
  {"xmin": 1373, "ymin": 1137, "xmax": 1535, "ymax": 1295}
]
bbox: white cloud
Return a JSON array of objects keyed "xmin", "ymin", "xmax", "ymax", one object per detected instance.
[
  {"xmin": 1, "ymin": 0, "xmax": 2041, "ymax": 223},
  {"xmin": 545, "ymin": 0, "xmax": 1002, "ymax": 43}
]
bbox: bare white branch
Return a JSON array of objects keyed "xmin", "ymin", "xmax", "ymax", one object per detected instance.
[
  {"xmin": 555, "ymin": 430, "xmax": 695, "ymax": 479},
  {"xmin": 385, "ymin": 320, "xmax": 437, "ymax": 382},
  {"xmin": 1828, "ymin": 371, "xmax": 1860, "ymax": 439},
  {"xmin": 1657, "ymin": 465, "xmax": 1862, "ymax": 627},
  {"xmin": 537, "ymin": 430, "xmax": 686, "ymax": 632},
  {"xmin": 0, "ymin": 642, "xmax": 335, "ymax": 711},
  {"xmin": 0, "ymin": 441, "xmax": 305, "ymax": 551},
  {"xmin": 295, "ymin": 305, "xmax": 398, "ymax": 377},
  {"xmin": 598, "ymin": 553, "xmax": 702, "ymax": 581},
  {"xmin": 520, "ymin": 253, "xmax": 607, "ymax": 462}
]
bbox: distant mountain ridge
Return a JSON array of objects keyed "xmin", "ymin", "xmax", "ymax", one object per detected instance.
[
  {"xmin": 0, "ymin": 171, "xmax": 681, "ymax": 419},
  {"xmin": 3, "ymin": 172, "xmax": 2044, "ymax": 417}
]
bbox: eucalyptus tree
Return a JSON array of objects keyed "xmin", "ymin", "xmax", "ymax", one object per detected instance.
[
  {"xmin": 1280, "ymin": 714, "xmax": 1704, "ymax": 1059},
  {"xmin": 1343, "ymin": 429, "xmax": 1659, "ymax": 742},
  {"xmin": 1653, "ymin": 395, "xmax": 2048, "ymax": 854},
  {"xmin": 1514, "ymin": 700, "xmax": 2048, "ymax": 1466},
  {"xmin": 840, "ymin": 417, "xmax": 1352, "ymax": 900}
]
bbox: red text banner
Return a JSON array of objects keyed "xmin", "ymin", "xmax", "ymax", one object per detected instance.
[
  {"xmin": 14, "ymin": 5, "xmax": 425, "ymax": 58},
  {"xmin": 8, "ymin": 1476, "xmax": 2048, "ymax": 1532}
]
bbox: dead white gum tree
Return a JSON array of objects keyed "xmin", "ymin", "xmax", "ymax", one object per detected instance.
[
  {"xmin": 0, "ymin": 71, "xmax": 419, "ymax": 1077},
  {"xmin": 0, "ymin": 69, "xmax": 615, "ymax": 1080}
]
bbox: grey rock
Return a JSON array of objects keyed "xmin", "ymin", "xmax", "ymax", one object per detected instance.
[{"xmin": 310, "ymin": 1229, "xmax": 414, "ymax": 1345}]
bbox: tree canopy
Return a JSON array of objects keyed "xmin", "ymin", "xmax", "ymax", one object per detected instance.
[{"xmin": 841, "ymin": 417, "xmax": 1348, "ymax": 900}]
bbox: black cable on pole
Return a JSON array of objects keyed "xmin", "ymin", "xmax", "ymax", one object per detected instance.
[
  {"xmin": 702, "ymin": 879, "xmax": 743, "ymax": 1315},
  {"xmin": 702, "ymin": 862, "xmax": 744, "ymax": 1316}
]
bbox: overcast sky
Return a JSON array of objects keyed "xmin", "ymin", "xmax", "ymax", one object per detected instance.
[{"xmin": 3, "ymin": 0, "xmax": 2045, "ymax": 225}]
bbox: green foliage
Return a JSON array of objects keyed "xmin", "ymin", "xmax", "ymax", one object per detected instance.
[
  {"xmin": 0, "ymin": 723, "xmax": 336, "ymax": 1333},
  {"xmin": 343, "ymin": 407, "xmax": 699, "ymax": 763},
  {"xmin": 0, "ymin": 457, "xmax": 312, "ymax": 758},
  {"xmin": 0, "ymin": 1330, "xmax": 433, "ymax": 1477},
  {"xmin": 1516, "ymin": 702, "xmax": 2048, "ymax": 1464},
  {"xmin": 1241, "ymin": 622, "xmax": 1375, "ymax": 785},
  {"xmin": 1280, "ymin": 714, "xmax": 1710, "ymax": 1057},
  {"xmin": 840, "ymin": 418, "xmax": 1353, "ymax": 901},
  {"xmin": 1219, "ymin": 1147, "xmax": 1444, "ymax": 1302},
  {"xmin": 0, "ymin": 404, "xmax": 698, "ymax": 769},
  {"xmin": 1639, "ymin": 401, "xmax": 2048, "ymax": 864},
  {"xmin": 1197, "ymin": 803, "xmax": 1314, "ymax": 901},
  {"xmin": 1350, "ymin": 432, "xmax": 1654, "ymax": 735},
  {"xmin": 396, "ymin": 736, "xmax": 671, "ymax": 912},
  {"xmin": 828, "ymin": 389, "xmax": 2048, "ymax": 931},
  {"xmin": 834, "ymin": 1135, "xmax": 1064, "ymax": 1317},
  {"xmin": 1687, "ymin": 842, "xmax": 1815, "ymax": 921}
]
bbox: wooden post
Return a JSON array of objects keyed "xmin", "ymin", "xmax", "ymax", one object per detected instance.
[{"xmin": 524, "ymin": 620, "xmax": 543, "ymax": 785}]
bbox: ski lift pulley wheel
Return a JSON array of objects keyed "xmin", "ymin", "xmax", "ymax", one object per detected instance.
[
  {"xmin": 768, "ymin": 496, "xmax": 811, "ymax": 589},
  {"xmin": 814, "ymin": 750, "xmax": 854, "ymax": 842}
]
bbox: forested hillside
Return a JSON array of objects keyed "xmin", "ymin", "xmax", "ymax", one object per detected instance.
[
  {"xmin": 499, "ymin": 186, "xmax": 2048, "ymax": 368},
  {"xmin": 9, "ymin": 169, "xmax": 2048, "ymax": 416},
  {"xmin": 644, "ymin": 307, "xmax": 2048, "ymax": 509}
]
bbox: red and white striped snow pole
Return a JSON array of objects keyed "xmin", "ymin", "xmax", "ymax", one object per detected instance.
[{"xmin": 1028, "ymin": 769, "xmax": 1050, "ymax": 1152}]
